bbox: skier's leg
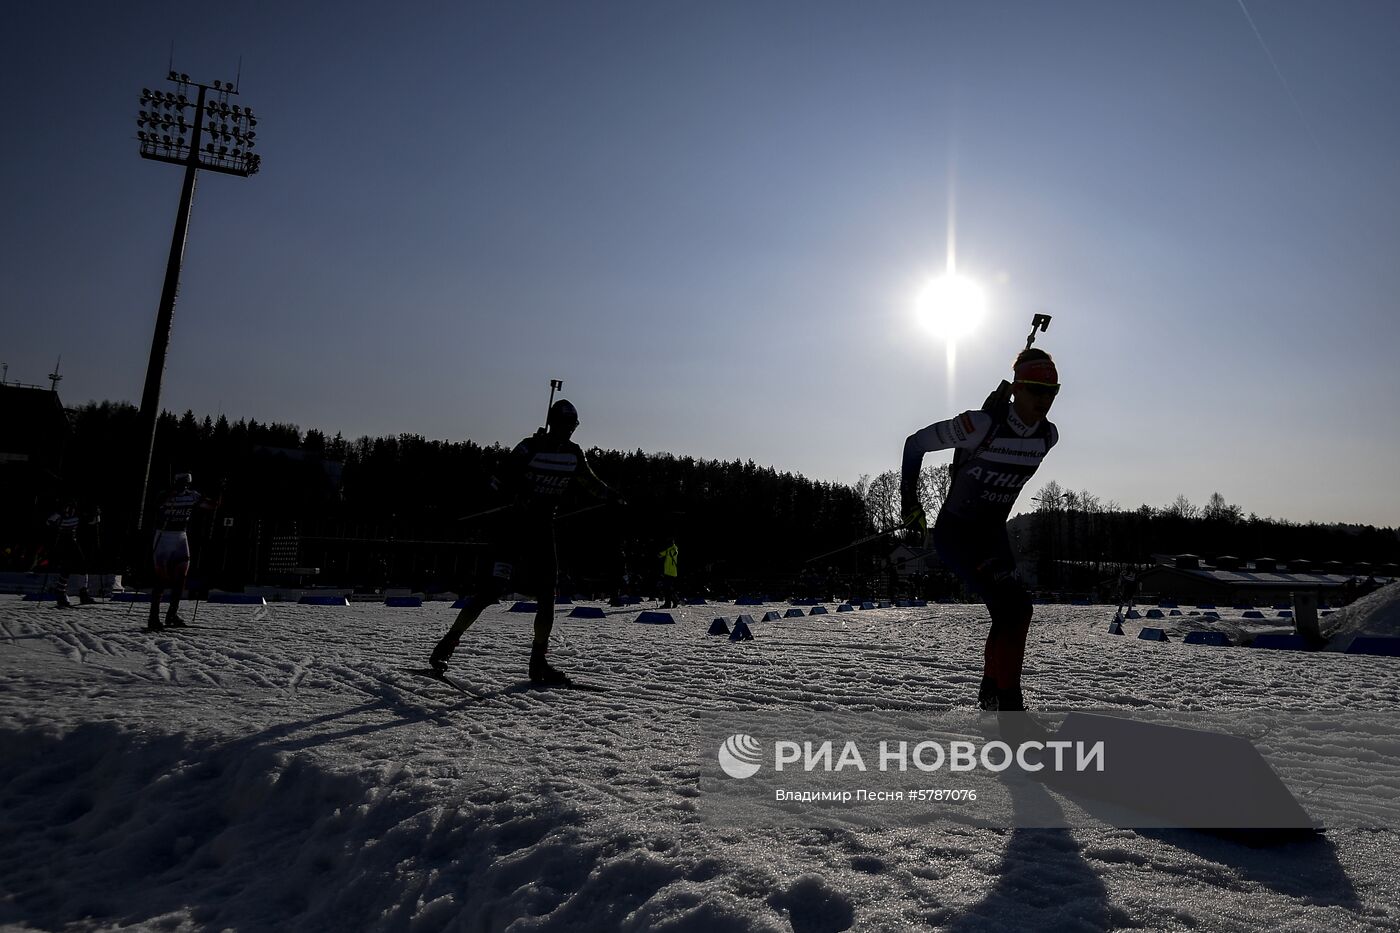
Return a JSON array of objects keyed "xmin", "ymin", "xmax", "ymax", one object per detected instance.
[
  {"xmin": 52, "ymin": 540, "xmax": 73, "ymax": 606},
  {"xmin": 528, "ymin": 533, "xmax": 568, "ymax": 684},
  {"xmin": 431, "ymin": 555, "xmax": 509, "ymax": 667},
  {"xmin": 167, "ymin": 562, "xmax": 190, "ymax": 624},
  {"xmin": 983, "ymin": 575, "xmax": 1033, "ymax": 688},
  {"xmin": 935, "ymin": 519, "xmax": 1030, "ymax": 707},
  {"xmin": 148, "ymin": 582, "xmax": 166, "ymax": 630},
  {"xmin": 74, "ymin": 543, "xmax": 93, "ymax": 603},
  {"xmin": 531, "ymin": 535, "xmax": 559, "ymax": 656}
]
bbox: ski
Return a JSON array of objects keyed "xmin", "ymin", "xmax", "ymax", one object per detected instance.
[
  {"xmin": 405, "ymin": 667, "xmax": 485, "ymax": 699},
  {"xmin": 524, "ymin": 679, "xmax": 608, "ymax": 693}
]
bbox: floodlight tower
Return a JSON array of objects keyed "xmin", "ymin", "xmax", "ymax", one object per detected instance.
[{"xmin": 132, "ymin": 71, "xmax": 261, "ymax": 529}]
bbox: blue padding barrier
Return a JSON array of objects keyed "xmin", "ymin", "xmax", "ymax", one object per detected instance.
[
  {"xmin": 761, "ymin": 611, "xmax": 781, "ymax": 622},
  {"xmin": 859, "ymin": 602, "xmax": 876, "ymax": 610},
  {"xmin": 1138, "ymin": 627, "xmax": 1169, "ymax": 642},
  {"xmin": 1345, "ymin": 637, "xmax": 1400, "ymax": 657},
  {"xmin": 1144, "ymin": 608, "xmax": 1164, "ymax": 619},
  {"xmin": 729, "ymin": 620, "xmax": 753, "ymax": 642},
  {"xmin": 708, "ymin": 617, "xmax": 730, "ymax": 635},
  {"xmin": 1183, "ymin": 631, "xmax": 1232, "ymax": 647},
  {"xmin": 1241, "ymin": 610, "xmax": 1265, "ymax": 619},
  {"xmin": 684, "ymin": 597, "xmax": 707, "ymax": 605},
  {"xmin": 209, "ymin": 593, "xmax": 266, "ymax": 605},
  {"xmin": 1201, "ymin": 611, "xmax": 1220, "ymax": 620},
  {"xmin": 1273, "ymin": 603, "xmax": 1291, "ymax": 610},
  {"xmin": 912, "ymin": 599, "xmax": 928, "ymax": 607},
  {"xmin": 895, "ymin": 599, "xmax": 912, "ymax": 608},
  {"xmin": 451, "ymin": 598, "xmax": 468, "ymax": 609},
  {"xmin": 1195, "ymin": 604, "xmax": 1217, "ymax": 610},
  {"xmin": 22, "ymin": 592, "xmax": 59, "ymax": 601},
  {"xmin": 1126, "ymin": 609, "xmax": 1142, "ymax": 619},
  {"xmin": 1168, "ymin": 609, "xmax": 1182, "ymax": 616},
  {"xmin": 736, "ymin": 597, "xmax": 762, "ymax": 605},
  {"xmin": 1108, "ymin": 621, "xmax": 1124, "ymax": 635},
  {"xmin": 112, "ymin": 592, "xmax": 151, "ymax": 603},
  {"xmin": 1233, "ymin": 604, "xmax": 1255, "ymax": 611},
  {"xmin": 299, "ymin": 595, "xmax": 348, "ymax": 606},
  {"xmin": 809, "ymin": 605, "xmax": 829, "ymax": 615},
  {"xmin": 385, "ymin": 596, "xmax": 424, "ymax": 608},
  {"xmin": 1276, "ymin": 610, "xmax": 1293, "ymax": 619},
  {"xmin": 635, "ymin": 611, "xmax": 675, "ymax": 624},
  {"xmin": 1252, "ymin": 634, "xmax": 1309, "ymax": 651},
  {"xmin": 736, "ymin": 614, "xmax": 756, "ymax": 627},
  {"xmin": 790, "ymin": 598, "xmax": 819, "ymax": 606},
  {"xmin": 837, "ymin": 604, "xmax": 855, "ymax": 612},
  {"xmin": 878, "ymin": 601, "xmax": 892, "ymax": 609},
  {"xmin": 1071, "ymin": 598, "xmax": 1091, "ymax": 606},
  {"xmin": 619, "ymin": 596, "xmax": 642, "ymax": 605},
  {"xmin": 509, "ymin": 601, "xmax": 537, "ymax": 613},
  {"xmin": 568, "ymin": 606, "xmax": 606, "ymax": 619},
  {"xmin": 556, "ymin": 597, "xmax": 572, "ymax": 605},
  {"xmin": 1158, "ymin": 600, "xmax": 1179, "ymax": 608},
  {"xmin": 784, "ymin": 608, "xmax": 805, "ymax": 618}
]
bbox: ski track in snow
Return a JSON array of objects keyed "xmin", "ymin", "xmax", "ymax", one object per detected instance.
[{"xmin": 1, "ymin": 595, "xmax": 1398, "ymax": 932}]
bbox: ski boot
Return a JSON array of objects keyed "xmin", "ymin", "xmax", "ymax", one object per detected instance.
[
  {"xmin": 146, "ymin": 611, "xmax": 164, "ymax": 633},
  {"xmin": 165, "ymin": 612, "xmax": 188, "ymax": 628},
  {"xmin": 995, "ymin": 688, "xmax": 1055, "ymax": 745},
  {"xmin": 55, "ymin": 592, "xmax": 72, "ymax": 609},
  {"xmin": 977, "ymin": 675, "xmax": 999, "ymax": 711},
  {"xmin": 79, "ymin": 587, "xmax": 95, "ymax": 605},
  {"xmin": 529, "ymin": 648, "xmax": 570, "ymax": 686}
]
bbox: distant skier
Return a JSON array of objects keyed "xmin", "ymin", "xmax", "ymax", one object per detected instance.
[
  {"xmin": 44, "ymin": 500, "xmax": 97, "ymax": 607},
  {"xmin": 147, "ymin": 472, "xmax": 218, "ymax": 631},
  {"xmin": 430, "ymin": 399, "xmax": 622, "ymax": 685},
  {"xmin": 901, "ymin": 348, "xmax": 1060, "ymax": 711},
  {"xmin": 658, "ymin": 538, "xmax": 679, "ymax": 609}
]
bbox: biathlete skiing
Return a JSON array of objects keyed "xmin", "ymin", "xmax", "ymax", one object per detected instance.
[
  {"xmin": 429, "ymin": 399, "xmax": 623, "ymax": 685},
  {"xmin": 900, "ymin": 345, "xmax": 1060, "ymax": 712},
  {"xmin": 44, "ymin": 500, "xmax": 98, "ymax": 607},
  {"xmin": 147, "ymin": 472, "xmax": 218, "ymax": 631}
]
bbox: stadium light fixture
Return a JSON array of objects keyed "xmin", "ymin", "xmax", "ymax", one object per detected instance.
[{"xmin": 131, "ymin": 69, "xmax": 263, "ymax": 532}]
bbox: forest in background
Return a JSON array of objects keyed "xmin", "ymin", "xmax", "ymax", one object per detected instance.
[{"xmin": 10, "ymin": 400, "xmax": 1398, "ymax": 595}]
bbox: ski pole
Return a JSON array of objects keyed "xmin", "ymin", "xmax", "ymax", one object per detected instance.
[
  {"xmin": 456, "ymin": 504, "xmax": 513, "ymax": 523},
  {"xmin": 803, "ymin": 527, "xmax": 899, "ymax": 565},
  {"xmin": 557, "ymin": 502, "xmax": 609, "ymax": 522}
]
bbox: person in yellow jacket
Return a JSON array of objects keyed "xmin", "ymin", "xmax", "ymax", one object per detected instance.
[{"xmin": 658, "ymin": 539, "xmax": 679, "ymax": 609}]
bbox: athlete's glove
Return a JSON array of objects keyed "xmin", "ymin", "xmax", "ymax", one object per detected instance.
[{"xmin": 901, "ymin": 505, "xmax": 926, "ymax": 534}]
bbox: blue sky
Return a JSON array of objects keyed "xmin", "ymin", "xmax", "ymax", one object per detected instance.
[{"xmin": 4, "ymin": 1, "xmax": 1398, "ymax": 526}]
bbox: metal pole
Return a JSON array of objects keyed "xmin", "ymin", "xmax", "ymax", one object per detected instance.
[{"xmin": 135, "ymin": 85, "xmax": 207, "ymax": 532}]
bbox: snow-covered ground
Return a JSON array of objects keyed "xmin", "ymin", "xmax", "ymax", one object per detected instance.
[{"xmin": 2, "ymin": 594, "xmax": 1398, "ymax": 932}]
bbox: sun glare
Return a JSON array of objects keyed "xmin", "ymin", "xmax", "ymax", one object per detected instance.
[{"xmin": 915, "ymin": 273, "xmax": 987, "ymax": 341}]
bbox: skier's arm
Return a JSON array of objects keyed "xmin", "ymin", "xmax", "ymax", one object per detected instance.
[
  {"xmin": 573, "ymin": 448, "xmax": 620, "ymax": 502},
  {"xmin": 900, "ymin": 411, "xmax": 992, "ymax": 513},
  {"xmin": 490, "ymin": 439, "xmax": 535, "ymax": 501}
]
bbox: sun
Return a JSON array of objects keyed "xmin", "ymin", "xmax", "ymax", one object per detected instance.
[{"xmin": 915, "ymin": 273, "xmax": 987, "ymax": 340}]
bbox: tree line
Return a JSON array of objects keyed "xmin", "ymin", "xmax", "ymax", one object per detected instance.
[
  {"xmin": 21, "ymin": 401, "xmax": 867, "ymax": 593},
  {"xmin": 856, "ymin": 467, "xmax": 1399, "ymax": 589},
  {"xmin": 13, "ymin": 400, "xmax": 1398, "ymax": 595}
]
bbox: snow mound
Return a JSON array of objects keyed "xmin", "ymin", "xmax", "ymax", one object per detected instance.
[{"xmin": 1322, "ymin": 582, "xmax": 1400, "ymax": 650}]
